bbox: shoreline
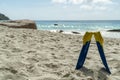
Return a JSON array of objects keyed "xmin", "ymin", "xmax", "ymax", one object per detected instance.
[
  {"xmin": 0, "ymin": 27, "xmax": 120, "ymax": 80},
  {"xmin": 44, "ymin": 29, "xmax": 120, "ymax": 39},
  {"xmin": 0, "ymin": 19, "xmax": 120, "ymax": 38}
]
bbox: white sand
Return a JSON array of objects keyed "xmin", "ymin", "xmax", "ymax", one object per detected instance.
[{"xmin": 0, "ymin": 27, "xmax": 120, "ymax": 80}]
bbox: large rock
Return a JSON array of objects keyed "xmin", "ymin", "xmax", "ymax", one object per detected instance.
[{"xmin": 0, "ymin": 19, "xmax": 37, "ymax": 29}]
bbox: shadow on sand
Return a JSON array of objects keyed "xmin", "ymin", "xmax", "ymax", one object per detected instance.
[{"xmin": 79, "ymin": 67, "xmax": 110, "ymax": 80}]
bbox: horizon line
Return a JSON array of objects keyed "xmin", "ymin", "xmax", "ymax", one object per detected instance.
[{"xmin": 34, "ymin": 19, "xmax": 120, "ymax": 21}]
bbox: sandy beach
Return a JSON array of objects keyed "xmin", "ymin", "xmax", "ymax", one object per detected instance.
[{"xmin": 0, "ymin": 26, "xmax": 120, "ymax": 80}]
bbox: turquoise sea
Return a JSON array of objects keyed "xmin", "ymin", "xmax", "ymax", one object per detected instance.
[{"xmin": 36, "ymin": 20, "xmax": 120, "ymax": 38}]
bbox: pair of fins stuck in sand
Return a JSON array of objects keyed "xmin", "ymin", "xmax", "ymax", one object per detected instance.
[{"xmin": 76, "ymin": 32, "xmax": 111, "ymax": 74}]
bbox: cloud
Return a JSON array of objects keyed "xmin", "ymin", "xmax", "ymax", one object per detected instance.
[
  {"xmin": 80, "ymin": 5, "xmax": 93, "ymax": 10},
  {"xmin": 96, "ymin": 6, "xmax": 107, "ymax": 10},
  {"xmin": 80, "ymin": 5, "xmax": 107, "ymax": 10},
  {"xmin": 52, "ymin": 0, "xmax": 67, "ymax": 4},
  {"xmin": 69, "ymin": 0, "xmax": 84, "ymax": 4},
  {"xmin": 52, "ymin": 0, "xmax": 113, "ymax": 10},
  {"xmin": 52, "ymin": 0, "xmax": 112, "ymax": 4},
  {"xmin": 92, "ymin": 0, "xmax": 112, "ymax": 4},
  {"xmin": 52, "ymin": 0, "xmax": 84, "ymax": 4}
]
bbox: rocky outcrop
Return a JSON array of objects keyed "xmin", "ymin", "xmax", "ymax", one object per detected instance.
[
  {"xmin": 0, "ymin": 13, "xmax": 9, "ymax": 20},
  {"xmin": 58, "ymin": 30, "xmax": 64, "ymax": 33},
  {"xmin": 107, "ymin": 29, "xmax": 120, "ymax": 32},
  {"xmin": 0, "ymin": 20, "xmax": 37, "ymax": 29},
  {"xmin": 72, "ymin": 31, "xmax": 80, "ymax": 34}
]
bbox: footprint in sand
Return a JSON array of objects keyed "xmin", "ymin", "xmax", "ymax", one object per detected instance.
[
  {"xmin": 1, "ymin": 74, "xmax": 27, "ymax": 80},
  {"xmin": 44, "ymin": 63, "xmax": 59, "ymax": 69},
  {"xmin": 11, "ymin": 48, "xmax": 23, "ymax": 53}
]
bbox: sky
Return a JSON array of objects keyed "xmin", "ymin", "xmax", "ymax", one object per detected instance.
[{"xmin": 0, "ymin": 0, "xmax": 120, "ymax": 20}]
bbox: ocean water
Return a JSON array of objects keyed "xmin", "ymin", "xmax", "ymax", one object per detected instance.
[{"xmin": 36, "ymin": 20, "xmax": 120, "ymax": 38}]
